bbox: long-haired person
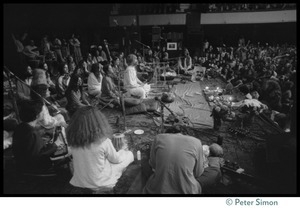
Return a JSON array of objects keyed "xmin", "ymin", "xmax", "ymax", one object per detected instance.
[
  {"xmin": 87, "ymin": 63, "xmax": 103, "ymax": 98},
  {"xmin": 66, "ymin": 106, "xmax": 133, "ymax": 190},
  {"xmin": 56, "ymin": 62, "xmax": 71, "ymax": 99},
  {"xmin": 65, "ymin": 74, "xmax": 90, "ymax": 117},
  {"xmin": 101, "ymin": 62, "xmax": 120, "ymax": 107}
]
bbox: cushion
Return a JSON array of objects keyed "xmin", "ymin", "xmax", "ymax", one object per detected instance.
[
  {"xmin": 125, "ymin": 103, "xmax": 147, "ymax": 115},
  {"xmin": 124, "ymin": 97, "xmax": 142, "ymax": 107}
]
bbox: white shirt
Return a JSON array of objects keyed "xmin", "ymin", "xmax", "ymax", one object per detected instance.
[
  {"xmin": 88, "ymin": 72, "xmax": 103, "ymax": 96},
  {"xmin": 70, "ymin": 138, "xmax": 134, "ymax": 189},
  {"xmin": 123, "ymin": 66, "xmax": 140, "ymax": 89},
  {"xmin": 37, "ymin": 105, "xmax": 66, "ymax": 129}
]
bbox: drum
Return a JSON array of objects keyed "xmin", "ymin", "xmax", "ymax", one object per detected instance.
[
  {"xmin": 112, "ymin": 133, "xmax": 125, "ymax": 151},
  {"xmin": 50, "ymin": 126, "xmax": 69, "ymax": 161}
]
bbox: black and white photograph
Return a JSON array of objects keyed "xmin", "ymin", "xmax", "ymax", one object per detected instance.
[{"xmin": 3, "ymin": 3, "xmax": 297, "ymax": 197}]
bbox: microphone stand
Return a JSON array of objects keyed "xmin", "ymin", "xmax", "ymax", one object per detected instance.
[
  {"xmin": 155, "ymin": 97, "xmax": 177, "ymax": 133},
  {"xmin": 117, "ymin": 65, "xmax": 126, "ymax": 131},
  {"xmin": 4, "ymin": 67, "xmax": 20, "ymax": 123}
]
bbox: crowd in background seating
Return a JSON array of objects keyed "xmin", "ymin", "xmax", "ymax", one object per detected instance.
[
  {"xmin": 205, "ymin": 3, "xmax": 296, "ymax": 13},
  {"xmin": 193, "ymin": 39, "xmax": 296, "ymax": 131},
  {"xmin": 111, "ymin": 3, "xmax": 297, "ymax": 15}
]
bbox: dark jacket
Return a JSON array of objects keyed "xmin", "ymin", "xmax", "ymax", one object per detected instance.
[{"xmin": 12, "ymin": 123, "xmax": 58, "ymax": 173}]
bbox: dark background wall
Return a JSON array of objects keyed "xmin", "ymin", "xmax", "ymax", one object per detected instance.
[
  {"xmin": 4, "ymin": 4, "xmax": 296, "ymax": 73},
  {"xmin": 4, "ymin": 4, "xmax": 113, "ymax": 73}
]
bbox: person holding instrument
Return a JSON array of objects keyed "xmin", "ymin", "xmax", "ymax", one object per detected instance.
[
  {"xmin": 30, "ymin": 84, "xmax": 68, "ymax": 128},
  {"xmin": 67, "ymin": 106, "xmax": 133, "ymax": 191},
  {"xmin": 12, "ymin": 99, "xmax": 69, "ymax": 174}
]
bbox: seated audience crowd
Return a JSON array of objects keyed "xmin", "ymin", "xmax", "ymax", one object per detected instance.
[{"xmin": 5, "ymin": 30, "xmax": 297, "ymax": 193}]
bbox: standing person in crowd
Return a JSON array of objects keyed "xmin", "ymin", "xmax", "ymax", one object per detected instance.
[
  {"xmin": 69, "ymin": 34, "xmax": 82, "ymax": 64},
  {"xmin": 88, "ymin": 63, "xmax": 103, "ymax": 98},
  {"xmin": 56, "ymin": 63, "xmax": 71, "ymax": 99},
  {"xmin": 65, "ymin": 74, "xmax": 90, "ymax": 116},
  {"xmin": 53, "ymin": 37, "xmax": 65, "ymax": 63},
  {"xmin": 61, "ymin": 39, "xmax": 70, "ymax": 61},
  {"xmin": 123, "ymin": 54, "xmax": 151, "ymax": 99},
  {"xmin": 66, "ymin": 106, "xmax": 134, "ymax": 191}
]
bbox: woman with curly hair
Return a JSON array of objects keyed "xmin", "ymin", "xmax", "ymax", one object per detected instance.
[{"xmin": 66, "ymin": 106, "xmax": 133, "ymax": 190}]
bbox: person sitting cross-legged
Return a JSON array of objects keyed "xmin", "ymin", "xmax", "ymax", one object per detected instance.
[
  {"xmin": 178, "ymin": 48, "xmax": 197, "ymax": 82},
  {"xmin": 101, "ymin": 62, "xmax": 121, "ymax": 108},
  {"xmin": 123, "ymin": 54, "xmax": 151, "ymax": 99},
  {"xmin": 88, "ymin": 63, "xmax": 103, "ymax": 99}
]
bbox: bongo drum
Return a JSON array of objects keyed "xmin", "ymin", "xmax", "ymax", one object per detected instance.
[{"xmin": 112, "ymin": 133, "xmax": 125, "ymax": 151}]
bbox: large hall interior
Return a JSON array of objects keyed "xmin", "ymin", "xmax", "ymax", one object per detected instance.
[{"xmin": 3, "ymin": 3, "xmax": 297, "ymax": 195}]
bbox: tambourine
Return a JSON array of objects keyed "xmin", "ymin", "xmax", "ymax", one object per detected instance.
[{"xmin": 112, "ymin": 133, "xmax": 125, "ymax": 151}]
